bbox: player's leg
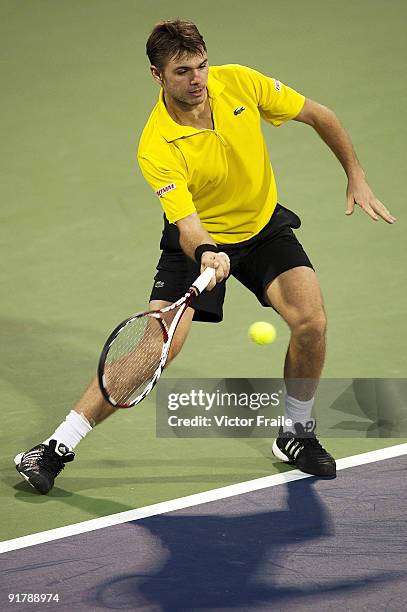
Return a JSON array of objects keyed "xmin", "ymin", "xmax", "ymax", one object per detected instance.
[
  {"xmin": 265, "ymin": 265, "xmax": 327, "ymax": 401},
  {"xmin": 264, "ymin": 266, "xmax": 335, "ymax": 475},
  {"xmin": 232, "ymin": 211, "xmax": 335, "ymax": 476},
  {"xmin": 15, "ymin": 247, "xmax": 226, "ymax": 493},
  {"xmin": 14, "ymin": 302, "xmax": 195, "ymax": 495}
]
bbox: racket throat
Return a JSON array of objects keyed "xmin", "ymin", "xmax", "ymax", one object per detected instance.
[{"xmin": 150, "ymin": 313, "xmax": 169, "ymax": 343}]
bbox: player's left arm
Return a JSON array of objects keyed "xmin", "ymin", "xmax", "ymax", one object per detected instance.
[{"xmin": 294, "ymin": 98, "xmax": 396, "ymax": 224}]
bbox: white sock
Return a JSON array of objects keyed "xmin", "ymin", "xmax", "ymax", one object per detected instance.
[
  {"xmin": 284, "ymin": 394, "xmax": 314, "ymax": 432},
  {"xmin": 44, "ymin": 410, "xmax": 93, "ymax": 454}
]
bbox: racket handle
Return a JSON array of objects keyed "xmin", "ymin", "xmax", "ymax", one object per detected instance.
[{"xmin": 192, "ymin": 267, "xmax": 216, "ymax": 294}]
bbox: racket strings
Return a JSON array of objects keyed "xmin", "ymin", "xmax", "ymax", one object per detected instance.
[{"xmin": 104, "ymin": 314, "xmax": 165, "ymax": 405}]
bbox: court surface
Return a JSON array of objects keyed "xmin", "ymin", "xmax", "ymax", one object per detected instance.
[
  {"xmin": 1, "ymin": 447, "xmax": 407, "ymax": 611},
  {"xmin": 1, "ymin": 0, "xmax": 406, "ymax": 609}
]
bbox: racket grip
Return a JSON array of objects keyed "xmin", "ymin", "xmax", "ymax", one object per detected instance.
[{"xmin": 192, "ymin": 267, "xmax": 216, "ymax": 294}]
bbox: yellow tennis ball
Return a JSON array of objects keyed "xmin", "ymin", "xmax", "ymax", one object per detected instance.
[{"xmin": 248, "ymin": 321, "xmax": 276, "ymax": 345}]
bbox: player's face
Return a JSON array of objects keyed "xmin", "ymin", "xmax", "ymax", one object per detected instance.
[{"xmin": 157, "ymin": 52, "xmax": 209, "ymax": 107}]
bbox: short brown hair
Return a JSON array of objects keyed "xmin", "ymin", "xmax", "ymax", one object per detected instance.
[{"xmin": 146, "ymin": 19, "xmax": 207, "ymax": 71}]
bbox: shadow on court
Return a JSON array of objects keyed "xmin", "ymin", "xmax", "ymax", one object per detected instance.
[
  {"xmin": 9, "ymin": 464, "xmax": 285, "ymax": 506},
  {"xmin": 86, "ymin": 479, "xmax": 399, "ymax": 611},
  {"xmin": 2, "ymin": 459, "xmax": 407, "ymax": 611}
]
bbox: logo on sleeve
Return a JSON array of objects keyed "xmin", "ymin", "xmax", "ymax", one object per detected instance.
[
  {"xmin": 233, "ymin": 106, "xmax": 246, "ymax": 116},
  {"xmin": 156, "ymin": 183, "xmax": 176, "ymax": 198},
  {"xmin": 274, "ymin": 79, "xmax": 281, "ymax": 92}
]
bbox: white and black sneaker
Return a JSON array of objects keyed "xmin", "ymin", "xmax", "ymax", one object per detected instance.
[
  {"xmin": 272, "ymin": 420, "xmax": 336, "ymax": 477},
  {"xmin": 14, "ymin": 439, "xmax": 75, "ymax": 494}
]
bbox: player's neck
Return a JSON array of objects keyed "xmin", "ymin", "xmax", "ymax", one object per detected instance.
[{"xmin": 164, "ymin": 90, "xmax": 213, "ymax": 130}]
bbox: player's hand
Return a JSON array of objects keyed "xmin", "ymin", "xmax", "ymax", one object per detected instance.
[
  {"xmin": 201, "ymin": 251, "xmax": 230, "ymax": 290},
  {"xmin": 345, "ymin": 176, "xmax": 396, "ymax": 224}
]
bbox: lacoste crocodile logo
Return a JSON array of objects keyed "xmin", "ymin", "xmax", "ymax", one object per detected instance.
[{"xmin": 233, "ymin": 106, "xmax": 246, "ymax": 116}]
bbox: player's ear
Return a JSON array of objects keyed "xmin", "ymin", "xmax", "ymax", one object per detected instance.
[{"xmin": 150, "ymin": 66, "xmax": 163, "ymax": 85}]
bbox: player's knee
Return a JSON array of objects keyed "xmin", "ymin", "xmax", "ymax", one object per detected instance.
[{"xmin": 291, "ymin": 313, "xmax": 327, "ymax": 348}]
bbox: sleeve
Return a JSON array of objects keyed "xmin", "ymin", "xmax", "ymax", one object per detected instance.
[
  {"xmin": 138, "ymin": 151, "xmax": 196, "ymax": 223},
  {"xmin": 238, "ymin": 65, "xmax": 305, "ymax": 127}
]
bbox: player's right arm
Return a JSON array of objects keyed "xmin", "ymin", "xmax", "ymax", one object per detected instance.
[
  {"xmin": 138, "ymin": 147, "xmax": 229, "ymax": 290},
  {"xmin": 176, "ymin": 212, "xmax": 230, "ymax": 290}
]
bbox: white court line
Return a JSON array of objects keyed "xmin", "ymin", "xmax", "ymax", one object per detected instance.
[{"xmin": 1, "ymin": 442, "xmax": 407, "ymax": 555}]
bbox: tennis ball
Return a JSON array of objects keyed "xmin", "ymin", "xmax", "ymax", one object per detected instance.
[{"xmin": 248, "ymin": 321, "xmax": 276, "ymax": 345}]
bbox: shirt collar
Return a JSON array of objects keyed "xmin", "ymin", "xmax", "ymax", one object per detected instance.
[{"xmin": 156, "ymin": 68, "xmax": 225, "ymax": 143}]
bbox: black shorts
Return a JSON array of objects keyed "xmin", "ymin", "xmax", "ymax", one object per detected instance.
[{"xmin": 149, "ymin": 203, "xmax": 314, "ymax": 323}]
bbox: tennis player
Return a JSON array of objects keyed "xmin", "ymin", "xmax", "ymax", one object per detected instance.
[{"xmin": 15, "ymin": 20, "xmax": 396, "ymax": 493}]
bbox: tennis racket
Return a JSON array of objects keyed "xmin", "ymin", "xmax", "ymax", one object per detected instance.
[{"xmin": 98, "ymin": 266, "xmax": 216, "ymax": 408}]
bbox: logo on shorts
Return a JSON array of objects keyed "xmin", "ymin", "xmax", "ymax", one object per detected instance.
[
  {"xmin": 156, "ymin": 183, "xmax": 176, "ymax": 198},
  {"xmin": 154, "ymin": 280, "xmax": 165, "ymax": 288},
  {"xmin": 274, "ymin": 79, "xmax": 281, "ymax": 92},
  {"xmin": 233, "ymin": 106, "xmax": 246, "ymax": 116}
]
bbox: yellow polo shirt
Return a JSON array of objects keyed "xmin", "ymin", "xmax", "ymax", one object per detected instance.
[{"xmin": 137, "ymin": 64, "xmax": 305, "ymax": 244}]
